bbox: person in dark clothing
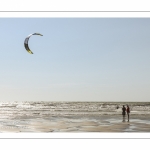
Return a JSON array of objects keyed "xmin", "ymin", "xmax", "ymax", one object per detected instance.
[
  {"xmin": 122, "ymin": 105, "xmax": 126, "ymax": 122},
  {"xmin": 126, "ymin": 105, "xmax": 130, "ymax": 122}
]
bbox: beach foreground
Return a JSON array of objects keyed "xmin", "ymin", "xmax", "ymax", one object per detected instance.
[
  {"xmin": 0, "ymin": 101, "xmax": 150, "ymax": 132},
  {"xmin": 0, "ymin": 115, "xmax": 150, "ymax": 132}
]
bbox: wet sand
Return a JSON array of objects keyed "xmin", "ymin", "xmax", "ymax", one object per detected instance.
[{"xmin": 0, "ymin": 114, "xmax": 150, "ymax": 132}]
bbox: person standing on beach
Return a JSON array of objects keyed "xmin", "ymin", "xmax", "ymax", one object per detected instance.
[
  {"xmin": 122, "ymin": 105, "xmax": 126, "ymax": 122},
  {"xmin": 126, "ymin": 105, "xmax": 130, "ymax": 122}
]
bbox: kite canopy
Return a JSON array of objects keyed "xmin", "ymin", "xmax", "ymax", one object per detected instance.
[{"xmin": 24, "ymin": 33, "xmax": 43, "ymax": 54}]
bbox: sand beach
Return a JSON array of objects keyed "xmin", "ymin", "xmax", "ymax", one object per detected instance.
[
  {"xmin": 0, "ymin": 102, "xmax": 150, "ymax": 132},
  {"xmin": 0, "ymin": 115, "xmax": 150, "ymax": 132}
]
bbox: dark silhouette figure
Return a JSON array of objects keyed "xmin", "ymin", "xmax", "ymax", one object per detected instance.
[
  {"xmin": 126, "ymin": 105, "xmax": 130, "ymax": 122},
  {"xmin": 122, "ymin": 105, "xmax": 126, "ymax": 122}
]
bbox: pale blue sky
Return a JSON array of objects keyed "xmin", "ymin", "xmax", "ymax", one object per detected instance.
[{"xmin": 0, "ymin": 18, "xmax": 150, "ymax": 101}]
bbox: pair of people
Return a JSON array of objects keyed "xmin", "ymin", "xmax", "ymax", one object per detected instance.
[{"xmin": 122, "ymin": 105, "xmax": 130, "ymax": 122}]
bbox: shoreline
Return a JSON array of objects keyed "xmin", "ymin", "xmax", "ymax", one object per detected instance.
[{"xmin": 0, "ymin": 114, "xmax": 149, "ymax": 132}]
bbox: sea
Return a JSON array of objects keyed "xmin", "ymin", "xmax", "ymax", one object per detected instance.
[{"xmin": 0, "ymin": 101, "xmax": 150, "ymax": 119}]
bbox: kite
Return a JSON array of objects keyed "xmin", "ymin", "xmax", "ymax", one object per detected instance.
[{"xmin": 24, "ymin": 33, "xmax": 43, "ymax": 54}]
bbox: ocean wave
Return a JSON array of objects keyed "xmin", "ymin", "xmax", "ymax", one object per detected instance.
[{"xmin": 0, "ymin": 101, "xmax": 150, "ymax": 119}]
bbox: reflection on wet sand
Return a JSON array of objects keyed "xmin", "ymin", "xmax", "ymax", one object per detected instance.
[{"xmin": 0, "ymin": 115, "xmax": 150, "ymax": 132}]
